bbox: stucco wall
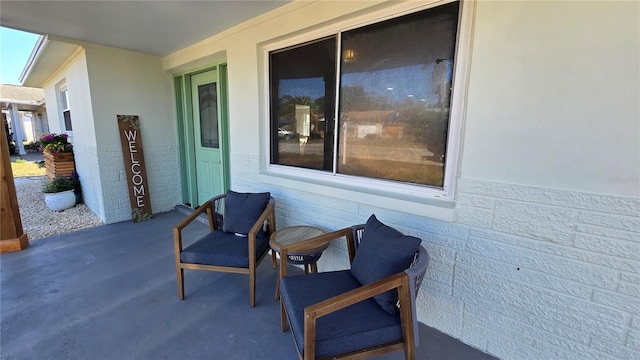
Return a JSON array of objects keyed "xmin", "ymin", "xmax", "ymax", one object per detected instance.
[
  {"xmin": 41, "ymin": 49, "xmax": 106, "ymax": 220},
  {"xmin": 462, "ymin": 1, "xmax": 639, "ymax": 197},
  {"xmin": 83, "ymin": 45, "xmax": 181, "ymax": 223},
  {"xmin": 164, "ymin": 1, "xmax": 639, "ymax": 359},
  {"xmin": 42, "ymin": 44, "xmax": 181, "ymax": 224}
]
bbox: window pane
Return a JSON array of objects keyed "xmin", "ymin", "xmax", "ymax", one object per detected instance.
[
  {"xmin": 337, "ymin": 2, "xmax": 459, "ymax": 187},
  {"xmin": 270, "ymin": 37, "xmax": 336, "ymax": 171},
  {"xmin": 63, "ymin": 110, "xmax": 72, "ymax": 131},
  {"xmin": 61, "ymin": 89, "xmax": 69, "ymax": 110},
  {"xmin": 198, "ymin": 83, "xmax": 219, "ymax": 148}
]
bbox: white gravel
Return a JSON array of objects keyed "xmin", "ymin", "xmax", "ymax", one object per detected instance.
[{"xmin": 14, "ymin": 176, "xmax": 104, "ymax": 241}]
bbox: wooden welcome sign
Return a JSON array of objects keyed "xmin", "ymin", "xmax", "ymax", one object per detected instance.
[{"xmin": 117, "ymin": 115, "xmax": 152, "ymax": 222}]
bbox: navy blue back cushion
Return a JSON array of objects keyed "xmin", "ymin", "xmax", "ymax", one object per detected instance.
[
  {"xmin": 350, "ymin": 214, "xmax": 421, "ymax": 314},
  {"xmin": 222, "ymin": 190, "xmax": 270, "ymax": 235}
]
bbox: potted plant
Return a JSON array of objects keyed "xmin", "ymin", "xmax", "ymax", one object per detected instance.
[
  {"xmin": 40, "ymin": 133, "xmax": 73, "ymax": 154},
  {"xmin": 68, "ymin": 171, "xmax": 82, "ymax": 204},
  {"xmin": 42, "ymin": 176, "xmax": 77, "ymax": 211},
  {"xmin": 40, "ymin": 133, "xmax": 75, "ymax": 179}
]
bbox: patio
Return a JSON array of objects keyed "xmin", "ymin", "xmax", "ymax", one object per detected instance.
[{"xmin": 1, "ymin": 210, "xmax": 497, "ymax": 360}]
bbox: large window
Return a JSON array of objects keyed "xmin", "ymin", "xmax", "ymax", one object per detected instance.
[{"xmin": 269, "ymin": 1, "xmax": 461, "ymax": 190}]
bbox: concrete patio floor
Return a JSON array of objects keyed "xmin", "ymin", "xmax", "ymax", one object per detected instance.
[{"xmin": 1, "ymin": 210, "xmax": 497, "ymax": 360}]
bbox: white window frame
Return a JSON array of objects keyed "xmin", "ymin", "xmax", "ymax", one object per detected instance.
[{"xmin": 259, "ymin": 0, "xmax": 475, "ymax": 218}]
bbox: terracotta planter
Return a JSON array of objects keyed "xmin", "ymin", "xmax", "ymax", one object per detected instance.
[
  {"xmin": 44, "ymin": 152, "xmax": 75, "ymax": 180},
  {"xmin": 45, "ymin": 190, "xmax": 76, "ymax": 211}
]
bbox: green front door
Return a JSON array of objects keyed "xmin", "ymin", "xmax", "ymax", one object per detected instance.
[{"xmin": 191, "ymin": 70, "xmax": 225, "ymax": 205}]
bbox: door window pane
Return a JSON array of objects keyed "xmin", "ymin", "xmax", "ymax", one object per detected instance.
[
  {"xmin": 199, "ymin": 83, "xmax": 219, "ymax": 148},
  {"xmin": 270, "ymin": 37, "xmax": 336, "ymax": 170}
]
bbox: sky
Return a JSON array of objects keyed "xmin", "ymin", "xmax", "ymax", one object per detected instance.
[{"xmin": 0, "ymin": 27, "xmax": 40, "ymax": 85}]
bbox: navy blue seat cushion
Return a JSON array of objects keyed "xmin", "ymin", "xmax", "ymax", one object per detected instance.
[
  {"xmin": 180, "ymin": 230, "xmax": 270, "ymax": 268},
  {"xmin": 281, "ymin": 271, "xmax": 402, "ymax": 359},
  {"xmin": 222, "ymin": 190, "xmax": 270, "ymax": 235},
  {"xmin": 350, "ymin": 214, "xmax": 421, "ymax": 314}
]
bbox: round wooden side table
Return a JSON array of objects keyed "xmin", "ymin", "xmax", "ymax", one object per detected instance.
[{"xmin": 269, "ymin": 225, "xmax": 328, "ymax": 300}]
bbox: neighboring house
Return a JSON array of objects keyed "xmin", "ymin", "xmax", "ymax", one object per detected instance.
[
  {"xmin": 10, "ymin": 1, "xmax": 640, "ymax": 360},
  {"xmin": 0, "ymin": 84, "xmax": 48, "ymax": 154}
]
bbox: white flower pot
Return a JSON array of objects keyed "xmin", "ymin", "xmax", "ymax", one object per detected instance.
[{"xmin": 45, "ymin": 190, "xmax": 76, "ymax": 211}]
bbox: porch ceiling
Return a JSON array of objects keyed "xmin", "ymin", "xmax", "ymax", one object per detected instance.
[{"xmin": 0, "ymin": 1, "xmax": 292, "ymax": 57}]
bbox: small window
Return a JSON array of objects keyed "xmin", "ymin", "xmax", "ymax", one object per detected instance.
[
  {"xmin": 60, "ymin": 88, "xmax": 73, "ymax": 131},
  {"xmin": 269, "ymin": 1, "xmax": 461, "ymax": 190}
]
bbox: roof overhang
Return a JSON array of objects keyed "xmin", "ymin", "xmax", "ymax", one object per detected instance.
[
  {"xmin": 19, "ymin": 35, "xmax": 83, "ymax": 87},
  {"xmin": 0, "ymin": 101, "xmax": 45, "ymax": 112},
  {"xmin": 0, "ymin": 84, "xmax": 46, "ymax": 111}
]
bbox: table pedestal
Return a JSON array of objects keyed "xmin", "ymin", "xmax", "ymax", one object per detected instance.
[{"xmin": 269, "ymin": 226, "xmax": 328, "ymax": 300}]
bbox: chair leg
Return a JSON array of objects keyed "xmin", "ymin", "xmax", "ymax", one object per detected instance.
[
  {"xmin": 275, "ymin": 252, "xmax": 285, "ymax": 300},
  {"xmin": 176, "ymin": 266, "xmax": 184, "ymax": 300},
  {"xmin": 274, "ymin": 272, "xmax": 281, "ymax": 301},
  {"xmin": 280, "ymin": 299, "xmax": 288, "ymax": 332},
  {"xmin": 250, "ymin": 269, "xmax": 256, "ymax": 307}
]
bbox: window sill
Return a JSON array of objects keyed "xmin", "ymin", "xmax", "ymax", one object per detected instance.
[{"xmin": 258, "ymin": 167, "xmax": 455, "ymax": 222}]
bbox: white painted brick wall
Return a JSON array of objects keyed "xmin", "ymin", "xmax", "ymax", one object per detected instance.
[
  {"xmin": 83, "ymin": 144, "xmax": 182, "ymax": 224},
  {"xmin": 72, "ymin": 144, "xmax": 105, "ymax": 220},
  {"xmin": 230, "ymin": 155, "xmax": 639, "ymax": 359}
]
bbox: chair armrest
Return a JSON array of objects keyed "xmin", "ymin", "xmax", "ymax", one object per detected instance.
[
  {"xmin": 173, "ymin": 200, "xmax": 212, "ymax": 254},
  {"xmin": 247, "ymin": 197, "xmax": 276, "ymax": 238},
  {"xmin": 173, "ymin": 194, "xmax": 226, "ymax": 254},
  {"xmin": 246, "ymin": 197, "xmax": 276, "ymax": 266},
  {"xmin": 302, "ymin": 272, "xmax": 413, "ymax": 359},
  {"xmin": 173, "ymin": 200, "xmax": 214, "ymax": 233},
  {"xmin": 305, "ymin": 272, "xmax": 408, "ymax": 318}
]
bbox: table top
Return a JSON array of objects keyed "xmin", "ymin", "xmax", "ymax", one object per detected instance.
[{"xmin": 270, "ymin": 225, "xmax": 328, "ymax": 254}]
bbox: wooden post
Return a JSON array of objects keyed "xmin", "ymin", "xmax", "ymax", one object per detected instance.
[
  {"xmin": 1, "ymin": 127, "xmax": 29, "ymax": 253},
  {"xmin": 117, "ymin": 115, "xmax": 152, "ymax": 222}
]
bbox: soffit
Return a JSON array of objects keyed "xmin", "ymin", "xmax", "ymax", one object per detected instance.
[
  {"xmin": 20, "ymin": 38, "xmax": 82, "ymax": 87},
  {"xmin": 0, "ymin": 1, "xmax": 291, "ymax": 57}
]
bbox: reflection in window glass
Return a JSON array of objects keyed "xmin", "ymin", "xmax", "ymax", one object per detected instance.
[
  {"xmin": 338, "ymin": 3, "xmax": 459, "ymax": 187},
  {"xmin": 270, "ymin": 37, "xmax": 336, "ymax": 170},
  {"xmin": 268, "ymin": 2, "xmax": 461, "ymax": 189},
  {"xmin": 199, "ymin": 83, "xmax": 219, "ymax": 148}
]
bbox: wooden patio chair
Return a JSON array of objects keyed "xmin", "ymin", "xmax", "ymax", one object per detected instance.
[
  {"xmin": 173, "ymin": 190, "xmax": 276, "ymax": 307},
  {"xmin": 279, "ymin": 214, "xmax": 430, "ymax": 360}
]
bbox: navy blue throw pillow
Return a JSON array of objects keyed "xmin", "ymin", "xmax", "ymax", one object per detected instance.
[
  {"xmin": 350, "ymin": 214, "xmax": 421, "ymax": 314},
  {"xmin": 222, "ymin": 190, "xmax": 270, "ymax": 235}
]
